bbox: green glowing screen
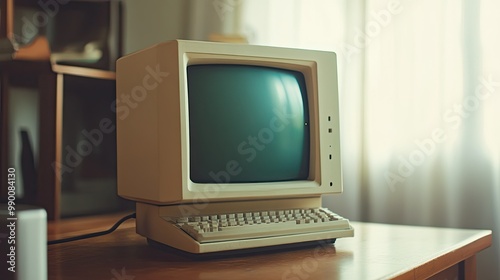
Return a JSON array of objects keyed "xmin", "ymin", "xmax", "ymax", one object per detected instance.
[{"xmin": 188, "ymin": 64, "xmax": 310, "ymax": 183}]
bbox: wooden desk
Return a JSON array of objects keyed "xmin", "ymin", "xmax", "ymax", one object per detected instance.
[{"xmin": 47, "ymin": 221, "xmax": 492, "ymax": 280}]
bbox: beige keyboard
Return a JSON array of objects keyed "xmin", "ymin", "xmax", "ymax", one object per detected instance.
[{"xmin": 169, "ymin": 208, "xmax": 351, "ymax": 243}]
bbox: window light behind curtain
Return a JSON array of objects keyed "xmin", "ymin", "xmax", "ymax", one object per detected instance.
[{"xmin": 241, "ymin": 0, "xmax": 500, "ymax": 278}]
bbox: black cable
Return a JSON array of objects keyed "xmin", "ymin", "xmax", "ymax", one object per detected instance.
[{"xmin": 48, "ymin": 213, "xmax": 136, "ymax": 245}]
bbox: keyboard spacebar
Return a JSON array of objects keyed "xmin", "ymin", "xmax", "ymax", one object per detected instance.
[{"xmin": 197, "ymin": 220, "xmax": 350, "ymax": 243}]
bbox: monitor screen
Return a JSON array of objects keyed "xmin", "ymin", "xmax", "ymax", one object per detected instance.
[{"xmin": 187, "ymin": 64, "xmax": 310, "ymax": 184}]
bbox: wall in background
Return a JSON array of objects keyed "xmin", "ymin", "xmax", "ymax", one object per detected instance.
[{"xmin": 122, "ymin": 0, "xmax": 188, "ymax": 54}]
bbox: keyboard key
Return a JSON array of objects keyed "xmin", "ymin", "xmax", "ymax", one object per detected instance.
[{"xmin": 197, "ymin": 219, "xmax": 350, "ymax": 242}]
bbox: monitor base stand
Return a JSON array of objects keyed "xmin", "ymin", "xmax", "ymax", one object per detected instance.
[
  {"xmin": 146, "ymin": 238, "xmax": 337, "ymax": 259},
  {"xmin": 136, "ymin": 201, "xmax": 353, "ymax": 254}
]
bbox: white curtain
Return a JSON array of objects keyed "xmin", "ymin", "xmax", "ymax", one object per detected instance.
[{"xmin": 240, "ymin": 0, "xmax": 500, "ymax": 278}]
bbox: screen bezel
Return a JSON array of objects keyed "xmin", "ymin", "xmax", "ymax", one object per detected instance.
[{"xmin": 180, "ymin": 52, "xmax": 324, "ymax": 199}]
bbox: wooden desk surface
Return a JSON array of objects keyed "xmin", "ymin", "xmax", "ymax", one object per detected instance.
[{"xmin": 48, "ymin": 221, "xmax": 491, "ymax": 280}]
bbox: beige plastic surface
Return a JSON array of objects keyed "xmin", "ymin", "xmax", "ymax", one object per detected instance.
[{"xmin": 116, "ymin": 40, "xmax": 342, "ymax": 205}]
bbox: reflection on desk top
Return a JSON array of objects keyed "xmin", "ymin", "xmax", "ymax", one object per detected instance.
[{"xmin": 48, "ymin": 221, "xmax": 491, "ymax": 280}]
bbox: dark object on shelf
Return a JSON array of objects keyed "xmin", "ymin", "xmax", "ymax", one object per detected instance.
[{"xmin": 20, "ymin": 129, "xmax": 37, "ymax": 204}]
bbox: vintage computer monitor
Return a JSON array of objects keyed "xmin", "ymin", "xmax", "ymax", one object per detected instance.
[{"xmin": 116, "ymin": 40, "xmax": 353, "ymax": 254}]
